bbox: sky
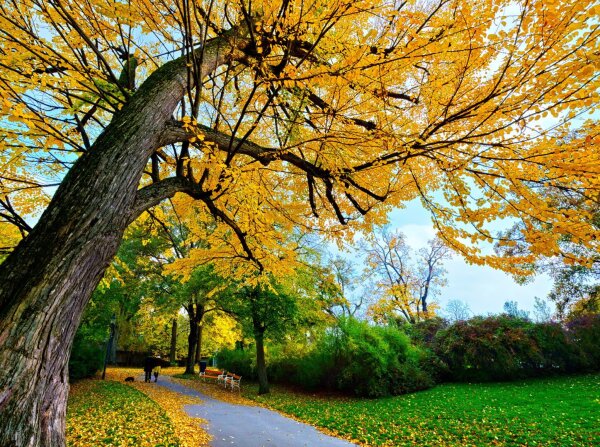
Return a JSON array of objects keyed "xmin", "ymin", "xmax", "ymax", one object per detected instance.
[{"xmin": 338, "ymin": 201, "xmax": 554, "ymax": 317}]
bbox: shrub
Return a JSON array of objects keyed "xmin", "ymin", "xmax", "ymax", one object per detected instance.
[
  {"xmin": 216, "ymin": 348, "xmax": 257, "ymax": 379},
  {"xmin": 433, "ymin": 315, "xmax": 582, "ymax": 381},
  {"xmin": 527, "ymin": 322, "xmax": 583, "ymax": 373},
  {"xmin": 69, "ymin": 331, "xmax": 105, "ymax": 381},
  {"xmin": 566, "ymin": 314, "xmax": 600, "ymax": 370},
  {"xmin": 272, "ymin": 319, "xmax": 434, "ymax": 397},
  {"xmin": 405, "ymin": 317, "xmax": 448, "ymax": 347}
]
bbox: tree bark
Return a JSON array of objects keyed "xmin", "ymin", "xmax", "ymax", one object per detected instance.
[
  {"xmin": 254, "ymin": 328, "xmax": 270, "ymax": 395},
  {"xmin": 185, "ymin": 320, "xmax": 198, "ymax": 375},
  {"xmin": 0, "ymin": 31, "xmax": 243, "ymax": 447},
  {"xmin": 196, "ymin": 324, "xmax": 204, "ymax": 363},
  {"xmin": 185, "ymin": 305, "xmax": 199, "ymax": 375},
  {"xmin": 170, "ymin": 318, "xmax": 177, "ymax": 364}
]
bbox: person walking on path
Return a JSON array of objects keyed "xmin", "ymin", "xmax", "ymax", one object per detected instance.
[
  {"xmin": 143, "ymin": 355, "xmax": 155, "ymax": 383},
  {"xmin": 152, "ymin": 355, "xmax": 162, "ymax": 382}
]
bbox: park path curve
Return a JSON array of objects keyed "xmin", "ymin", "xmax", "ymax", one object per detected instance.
[{"xmin": 153, "ymin": 376, "xmax": 358, "ymax": 447}]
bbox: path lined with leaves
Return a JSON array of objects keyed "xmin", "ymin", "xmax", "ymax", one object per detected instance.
[{"xmin": 154, "ymin": 376, "xmax": 358, "ymax": 447}]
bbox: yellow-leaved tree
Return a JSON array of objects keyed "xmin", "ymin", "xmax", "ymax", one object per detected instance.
[{"xmin": 0, "ymin": 0, "xmax": 598, "ymax": 445}]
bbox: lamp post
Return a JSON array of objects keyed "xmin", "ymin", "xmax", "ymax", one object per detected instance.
[{"xmin": 101, "ymin": 313, "xmax": 117, "ymax": 380}]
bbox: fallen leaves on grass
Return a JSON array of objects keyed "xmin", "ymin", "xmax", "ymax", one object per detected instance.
[
  {"xmin": 67, "ymin": 368, "xmax": 210, "ymax": 447},
  {"xmin": 130, "ymin": 381, "xmax": 210, "ymax": 447},
  {"xmin": 67, "ymin": 380, "xmax": 179, "ymax": 446},
  {"xmin": 107, "ymin": 367, "xmax": 211, "ymax": 447},
  {"xmin": 248, "ymin": 374, "xmax": 600, "ymax": 447}
]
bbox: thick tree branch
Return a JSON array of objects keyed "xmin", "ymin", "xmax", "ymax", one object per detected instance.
[
  {"xmin": 130, "ymin": 177, "xmax": 209, "ymax": 224},
  {"xmin": 161, "ymin": 120, "xmax": 392, "ymax": 218},
  {"xmin": 130, "ymin": 176, "xmax": 263, "ymax": 269},
  {"xmin": 161, "ymin": 119, "xmax": 277, "ymax": 166}
]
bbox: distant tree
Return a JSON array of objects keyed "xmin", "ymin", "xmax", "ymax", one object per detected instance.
[
  {"xmin": 313, "ymin": 255, "xmax": 368, "ymax": 320},
  {"xmin": 176, "ymin": 266, "xmax": 229, "ymax": 374},
  {"xmin": 503, "ymin": 301, "xmax": 530, "ymax": 320},
  {"xmin": 226, "ymin": 281, "xmax": 301, "ymax": 395},
  {"xmin": 88, "ymin": 227, "xmax": 176, "ymax": 358},
  {"xmin": 445, "ymin": 299, "xmax": 472, "ymax": 322},
  {"xmin": 532, "ymin": 297, "xmax": 554, "ymax": 323},
  {"xmin": 496, "ymin": 185, "xmax": 599, "ymax": 320},
  {"xmin": 549, "ymin": 267, "xmax": 599, "ymax": 319},
  {"xmin": 364, "ymin": 228, "xmax": 451, "ymax": 323}
]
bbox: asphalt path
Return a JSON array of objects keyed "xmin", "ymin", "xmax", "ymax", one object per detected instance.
[{"xmin": 154, "ymin": 376, "xmax": 358, "ymax": 447}]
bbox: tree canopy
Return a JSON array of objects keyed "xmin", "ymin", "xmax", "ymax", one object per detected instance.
[{"xmin": 1, "ymin": 0, "xmax": 598, "ymax": 275}]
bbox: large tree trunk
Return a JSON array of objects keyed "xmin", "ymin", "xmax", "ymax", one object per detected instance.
[
  {"xmin": 0, "ymin": 33, "xmax": 239, "ymax": 446},
  {"xmin": 254, "ymin": 329, "xmax": 270, "ymax": 395},
  {"xmin": 170, "ymin": 318, "xmax": 178, "ymax": 364},
  {"xmin": 195, "ymin": 304, "xmax": 206, "ymax": 364}
]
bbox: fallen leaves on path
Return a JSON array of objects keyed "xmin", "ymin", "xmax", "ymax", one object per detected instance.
[
  {"xmin": 171, "ymin": 377, "xmax": 255, "ymax": 407},
  {"xmin": 172, "ymin": 376, "xmax": 364, "ymax": 445}
]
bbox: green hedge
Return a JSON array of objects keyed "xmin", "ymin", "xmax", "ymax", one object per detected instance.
[
  {"xmin": 216, "ymin": 348, "xmax": 257, "ymax": 379},
  {"xmin": 432, "ymin": 315, "xmax": 585, "ymax": 381},
  {"xmin": 566, "ymin": 314, "xmax": 600, "ymax": 369},
  {"xmin": 270, "ymin": 319, "xmax": 434, "ymax": 397}
]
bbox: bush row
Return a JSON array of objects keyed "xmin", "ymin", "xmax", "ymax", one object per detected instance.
[
  {"xmin": 413, "ymin": 314, "xmax": 600, "ymax": 382},
  {"xmin": 217, "ymin": 314, "xmax": 600, "ymax": 396},
  {"xmin": 69, "ymin": 331, "xmax": 105, "ymax": 381}
]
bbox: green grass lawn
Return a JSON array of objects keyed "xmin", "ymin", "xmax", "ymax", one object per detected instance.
[{"xmin": 246, "ymin": 374, "xmax": 600, "ymax": 446}]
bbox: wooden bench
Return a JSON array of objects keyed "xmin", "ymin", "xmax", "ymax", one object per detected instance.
[
  {"xmin": 202, "ymin": 370, "xmax": 241, "ymax": 392},
  {"xmin": 199, "ymin": 369, "xmax": 224, "ymax": 382}
]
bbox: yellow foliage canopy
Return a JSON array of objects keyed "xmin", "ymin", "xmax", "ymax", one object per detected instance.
[{"xmin": 0, "ymin": 0, "xmax": 598, "ymax": 276}]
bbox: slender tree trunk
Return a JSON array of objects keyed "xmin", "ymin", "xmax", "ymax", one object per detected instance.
[
  {"xmin": 196, "ymin": 324, "xmax": 204, "ymax": 363},
  {"xmin": 170, "ymin": 318, "xmax": 177, "ymax": 364},
  {"xmin": 185, "ymin": 322, "xmax": 198, "ymax": 375},
  {"xmin": 254, "ymin": 329, "xmax": 270, "ymax": 395}
]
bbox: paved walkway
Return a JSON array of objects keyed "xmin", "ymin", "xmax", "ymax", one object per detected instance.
[{"xmin": 154, "ymin": 376, "xmax": 358, "ymax": 447}]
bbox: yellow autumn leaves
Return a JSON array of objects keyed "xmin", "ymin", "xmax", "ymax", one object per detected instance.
[
  {"xmin": 1, "ymin": 0, "xmax": 598, "ymax": 277},
  {"xmin": 67, "ymin": 368, "xmax": 210, "ymax": 447}
]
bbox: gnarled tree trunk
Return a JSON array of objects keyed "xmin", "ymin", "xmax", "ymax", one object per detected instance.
[
  {"xmin": 0, "ymin": 32, "xmax": 241, "ymax": 447},
  {"xmin": 196, "ymin": 323, "xmax": 204, "ymax": 363}
]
